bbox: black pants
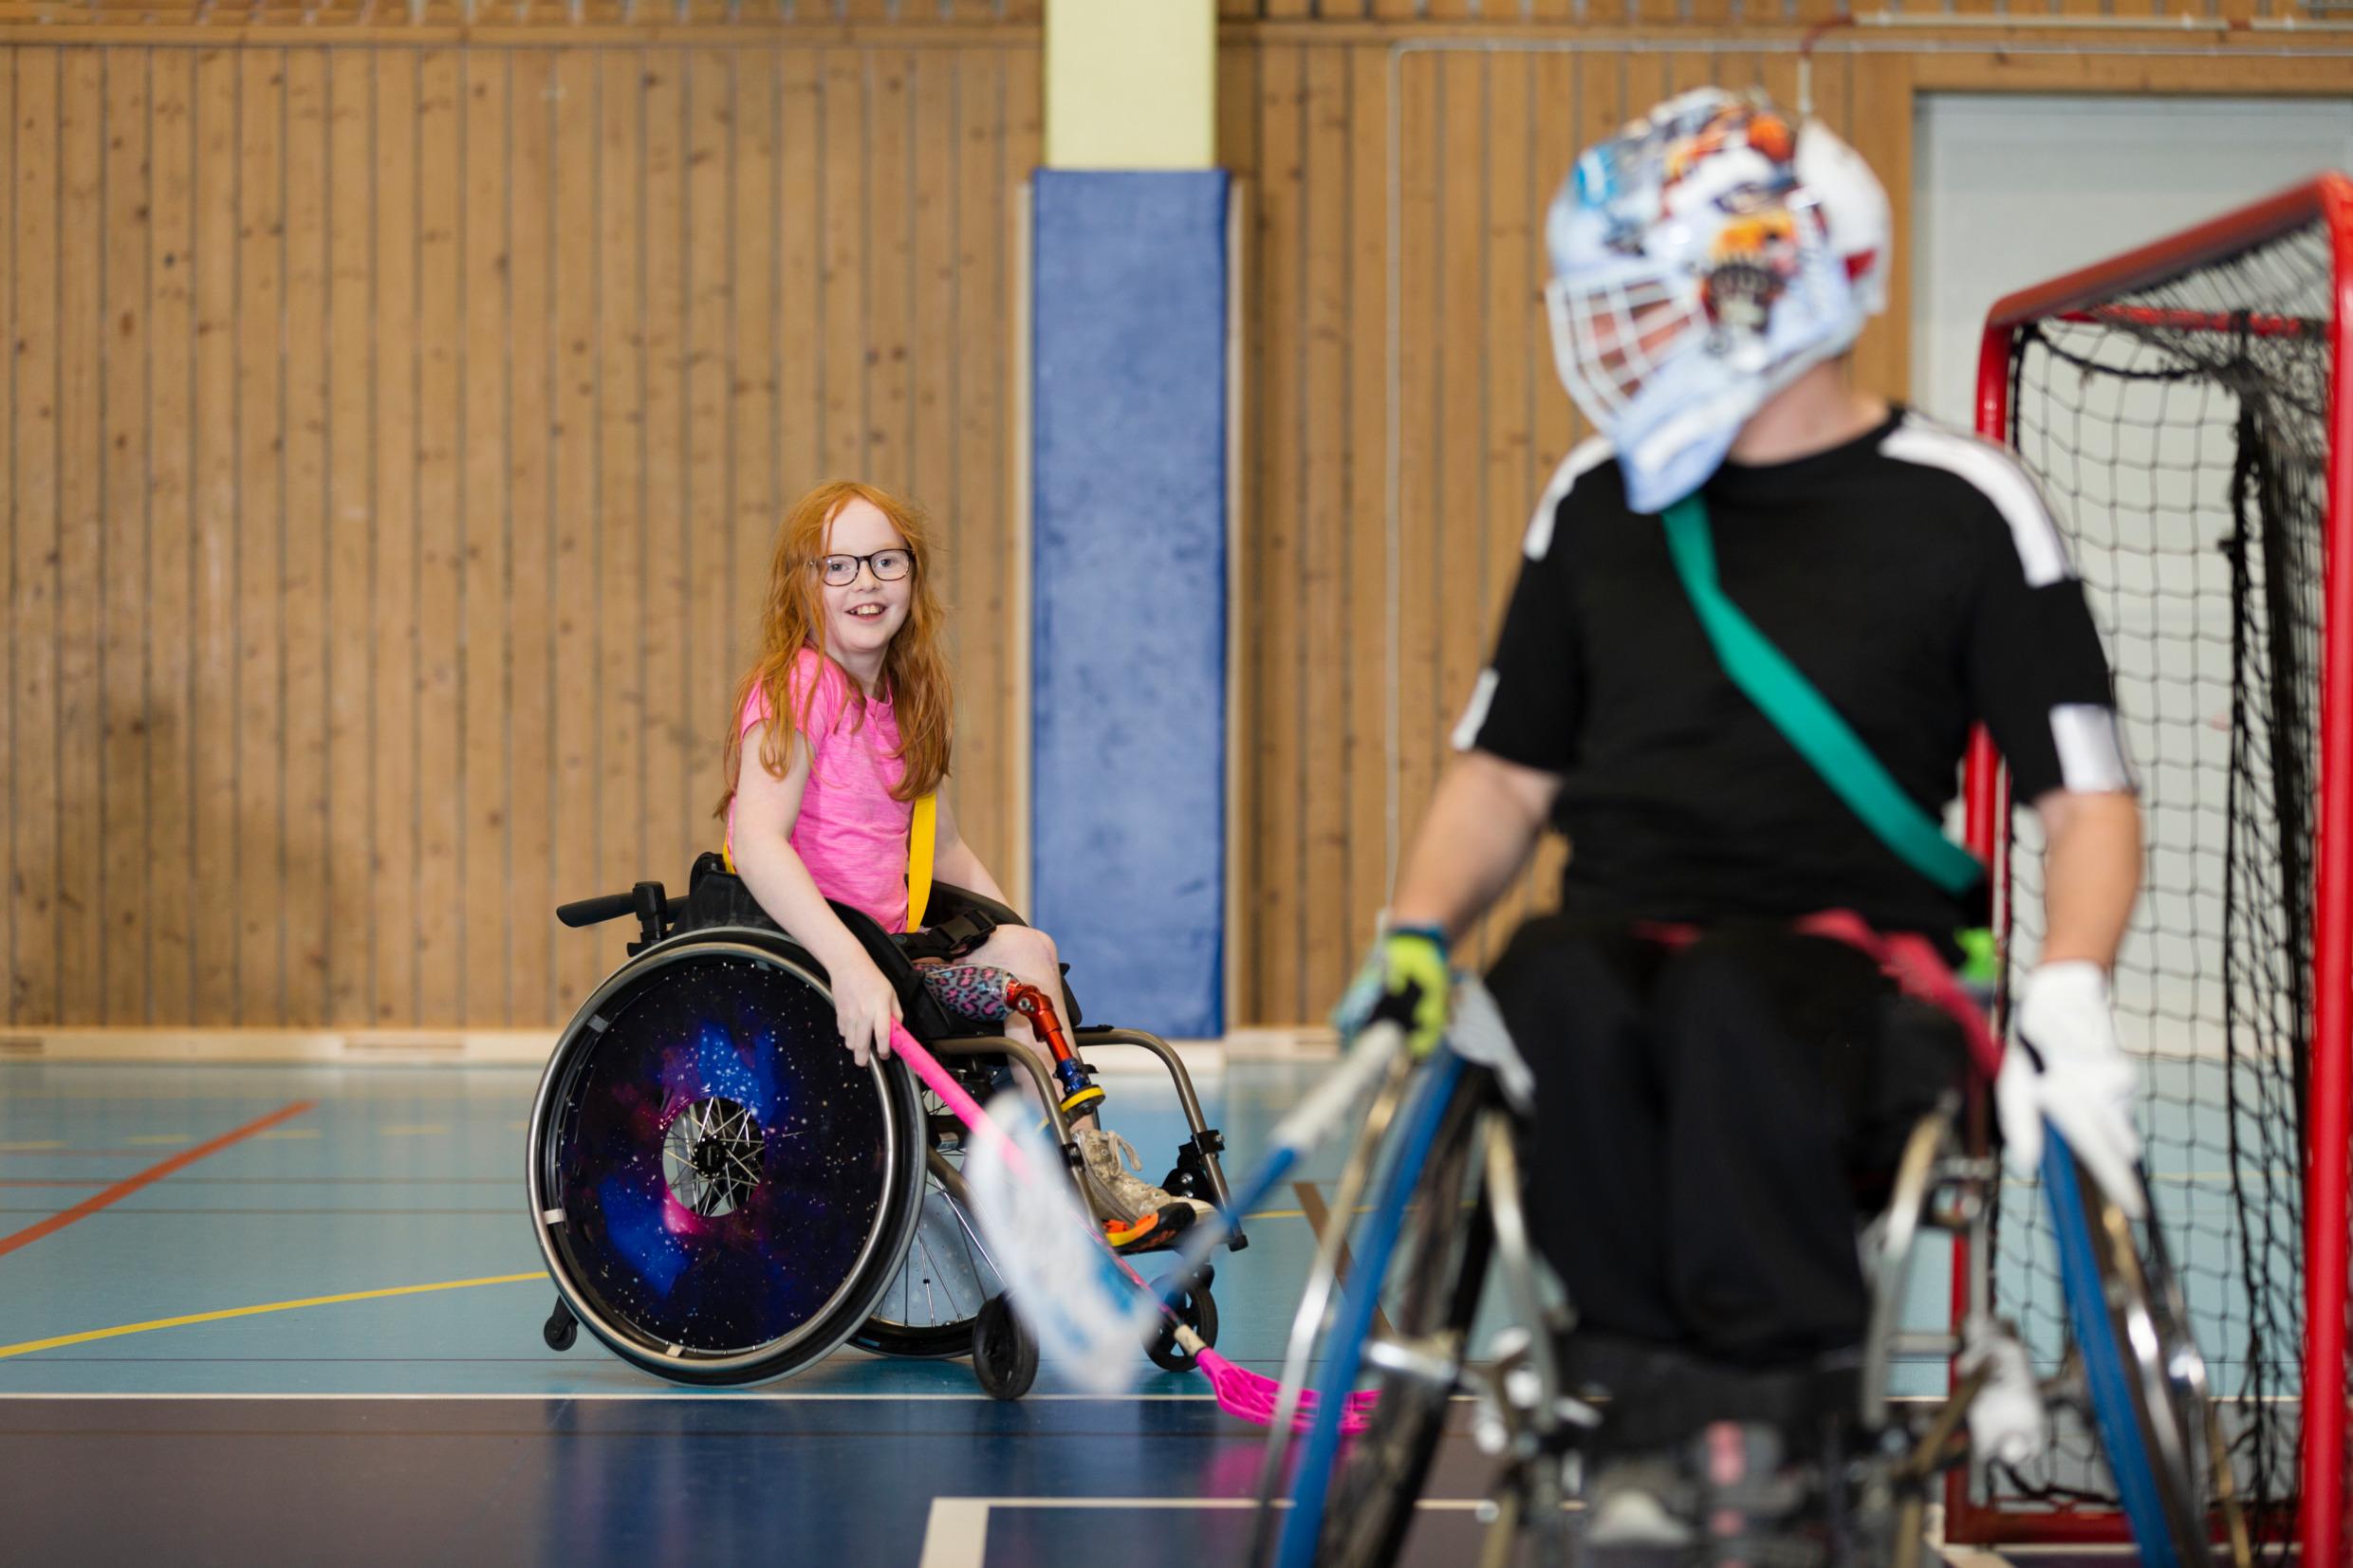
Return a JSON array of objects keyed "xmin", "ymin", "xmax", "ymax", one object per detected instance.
[{"xmin": 1489, "ymin": 917, "xmax": 1964, "ymax": 1370}]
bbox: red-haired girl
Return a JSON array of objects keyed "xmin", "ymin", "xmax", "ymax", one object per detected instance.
[{"xmin": 719, "ymin": 481, "xmax": 1203, "ymax": 1240}]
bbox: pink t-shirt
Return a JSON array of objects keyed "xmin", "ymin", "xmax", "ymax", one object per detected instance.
[{"xmin": 730, "ymin": 648, "xmax": 913, "ymax": 932}]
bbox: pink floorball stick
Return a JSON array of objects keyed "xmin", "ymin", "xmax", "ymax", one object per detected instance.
[{"xmin": 886, "ymin": 1021, "xmax": 1376, "ymax": 1436}]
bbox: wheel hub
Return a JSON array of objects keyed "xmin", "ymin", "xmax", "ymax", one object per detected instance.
[{"xmin": 661, "ymin": 1097, "xmax": 766, "ymax": 1217}]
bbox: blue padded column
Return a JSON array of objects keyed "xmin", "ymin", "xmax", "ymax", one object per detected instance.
[{"xmin": 1029, "ymin": 170, "xmax": 1230, "ymax": 1040}]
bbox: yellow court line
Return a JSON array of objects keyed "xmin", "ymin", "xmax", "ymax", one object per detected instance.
[
  {"xmin": 0, "ymin": 1272, "xmax": 547, "ymax": 1360},
  {"xmin": 123, "ymin": 1134, "xmax": 193, "ymax": 1146},
  {"xmin": 256, "ymin": 1129, "xmax": 322, "ymax": 1140},
  {"xmin": 0, "ymin": 1141, "xmax": 64, "ymax": 1152},
  {"xmin": 380, "ymin": 1125, "xmax": 449, "ymax": 1136}
]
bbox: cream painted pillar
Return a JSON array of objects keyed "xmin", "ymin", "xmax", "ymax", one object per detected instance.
[{"xmin": 1044, "ymin": 0, "xmax": 1215, "ymax": 172}]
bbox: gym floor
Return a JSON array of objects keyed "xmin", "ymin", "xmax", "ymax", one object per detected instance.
[{"xmin": 0, "ymin": 1059, "xmax": 2131, "ymax": 1565}]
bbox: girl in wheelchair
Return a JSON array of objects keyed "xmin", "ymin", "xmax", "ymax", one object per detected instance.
[{"xmin": 716, "ymin": 478, "xmax": 1209, "ymax": 1250}]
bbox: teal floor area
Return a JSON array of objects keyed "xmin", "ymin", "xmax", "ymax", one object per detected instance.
[{"xmin": 0, "ymin": 1057, "xmax": 2214, "ymax": 1563}]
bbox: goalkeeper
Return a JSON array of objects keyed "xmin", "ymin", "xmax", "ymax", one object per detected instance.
[{"xmin": 1353, "ymin": 87, "xmax": 2144, "ymax": 1546}]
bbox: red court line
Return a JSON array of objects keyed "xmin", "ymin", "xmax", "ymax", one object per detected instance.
[{"xmin": 0, "ymin": 1101, "xmax": 316, "ymax": 1260}]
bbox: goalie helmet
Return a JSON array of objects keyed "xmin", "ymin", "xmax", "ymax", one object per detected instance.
[{"xmin": 1543, "ymin": 87, "xmax": 1890, "ymax": 513}]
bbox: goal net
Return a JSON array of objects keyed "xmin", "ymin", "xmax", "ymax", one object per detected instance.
[{"xmin": 1952, "ymin": 175, "xmax": 2353, "ymax": 1561}]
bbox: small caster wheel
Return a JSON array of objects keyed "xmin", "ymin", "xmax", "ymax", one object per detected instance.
[
  {"xmin": 1145, "ymin": 1278, "xmax": 1218, "ymax": 1374},
  {"xmin": 543, "ymin": 1299, "xmax": 579, "ymax": 1353},
  {"xmin": 972, "ymin": 1293, "xmax": 1037, "ymax": 1401}
]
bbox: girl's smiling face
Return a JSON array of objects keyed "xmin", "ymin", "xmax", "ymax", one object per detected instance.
[{"xmin": 818, "ymin": 496, "xmax": 914, "ymax": 682}]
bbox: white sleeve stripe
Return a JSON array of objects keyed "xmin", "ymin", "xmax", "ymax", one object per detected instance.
[
  {"xmin": 1880, "ymin": 417, "xmax": 2072, "ymax": 587},
  {"xmin": 1522, "ymin": 434, "xmax": 1615, "ymax": 561},
  {"xmin": 2051, "ymin": 704, "xmax": 2136, "ymax": 794},
  {"xmin": 1452, "ymin": 669, "xmax": 1501, "ymax": 752}
]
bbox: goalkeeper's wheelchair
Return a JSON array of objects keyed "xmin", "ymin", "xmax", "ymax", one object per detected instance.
[
  {"xmin": 526, "ymin": 853, "xmax": 1240, "ymax": 1397},
  {"xmin": 1267, "ymin": 932, "xmax": 2244, "ymax": 1568}
]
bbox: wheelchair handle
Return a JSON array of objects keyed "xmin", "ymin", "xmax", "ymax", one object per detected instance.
[
  {"xmin": 557, "ymin": 881, "xmax": 675, "ymax": 936},
  {"xmin": 556, "ymin": 893, "xmax": 637, "ymax": 929}
]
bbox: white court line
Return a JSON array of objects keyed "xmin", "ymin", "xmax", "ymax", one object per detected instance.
[{"xmin": 915, "ymin": 1496, "xmax": 1491, "ymax": 1568}]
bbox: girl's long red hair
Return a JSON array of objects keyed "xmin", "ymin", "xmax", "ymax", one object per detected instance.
[{"xmin": 715, "ymin": 480, "xmax": 953, "ymax": 821}]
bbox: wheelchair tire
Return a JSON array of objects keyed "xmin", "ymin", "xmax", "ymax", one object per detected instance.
[
  {"xmin": 527, "ymin": 932, "xmax": 927, "ymax": 1387},
  {"xmin": 2042, "ymin": 1134, "xmax": 2220, "ymax": 1568},
  {"xmin": 1312, "ymin": 1071, "xmax": 1494, "ymax": 1568},
  {"xmin": 972, "ymin": 1293, "xmax": 1037, "ymax": 1401},
  {"xmin": 852, "ymin": 1087, "xmax": 997, "ymax": 1359},
  {"xmin": 542, "ymin": 1299, "xmax": 578, "ymax": 1353},
  {"xmin": 1145, "ymin": 1279, "xmax": 1218, "ymax": 1374}
]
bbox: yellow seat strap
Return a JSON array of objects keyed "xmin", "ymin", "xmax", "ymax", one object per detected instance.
[{"xmin": 906, "ymin": 793, "xmax": 937, "ymax": 932}]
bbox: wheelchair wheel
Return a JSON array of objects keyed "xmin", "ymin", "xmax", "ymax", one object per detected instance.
[
  {"xmin": 2042, "ymin": 1134, "xmax": 2222, "ymax": 1568},
  {"xmin": 1312, "ymin": 1072, "xmax": 1494, "ymax": 1568},
  {"xmin": 972, "ymin": 1292, "xmax": 1038, "ymax": 1401},
  {"xmin": 851, "ymin": 1082, "xmax": 999, "ymax": 1358},
  {"xmin": 527, "ymin": 933, "xmax": 926, "ymax": 1386}
]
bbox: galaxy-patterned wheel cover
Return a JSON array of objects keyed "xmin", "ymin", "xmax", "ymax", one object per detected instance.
[{"xmin": 540, "ymin": 948, "xmax": 899, "ymax": 1360}]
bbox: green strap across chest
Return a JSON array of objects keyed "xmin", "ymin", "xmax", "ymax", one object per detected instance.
[{"xmin": 1658, "ymin": 494, "xmax": 1986, "ymax": 898}]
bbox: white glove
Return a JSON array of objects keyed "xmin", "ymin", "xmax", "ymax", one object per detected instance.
[
  {"xmin": 1959, "ymin": 1316, "xmax": 2047, "ymax": 1468},
  {"xmin": 1996, "ymin": 960, "xmax": 2145, "ymax": 1220}
]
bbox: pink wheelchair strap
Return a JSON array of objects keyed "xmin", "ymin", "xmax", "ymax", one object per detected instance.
[{"xmin": 1631, "ymin": 911, "xmax": 2006, "ymax": 1082}]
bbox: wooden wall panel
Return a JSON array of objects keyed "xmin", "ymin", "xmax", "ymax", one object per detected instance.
[{"xmin": 2, "ymin": 40, "xmax": 1039, "ymax": 1028}]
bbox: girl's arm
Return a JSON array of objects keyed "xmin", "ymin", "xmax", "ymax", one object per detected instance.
[
  {"xmin": 729, "ymin": 721, "xmax": 903, "ymax": 1064},
  {"xmin": 930, "ymin": 790, "xmax": 1012, "ymax": 908}
]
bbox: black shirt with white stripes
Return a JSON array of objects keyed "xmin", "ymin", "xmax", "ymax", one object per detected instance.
[{"xmin": 1461, "ymin": 406, "xmax": 2130, "ymax": 939}]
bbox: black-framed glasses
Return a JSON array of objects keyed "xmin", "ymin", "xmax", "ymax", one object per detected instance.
[{"xmin": 815, "ymin": 549, "xmax": 913, "ymax": 587}]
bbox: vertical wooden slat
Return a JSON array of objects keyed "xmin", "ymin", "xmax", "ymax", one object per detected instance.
[
  {"xmin": 865, "ymin": 51, "xmax": 912, "ymax": 496},
  {"xmin": 324, "ymin": 46, "xmax": 372, "ymax": 1026},
  {"xmin": 1391, "ymin": 47, "xmax": 1437, "ymax": 979},
  {"xmin": 232, "ymin": 49, "xmax": 284, "ymax": 1024},
  {"xmin": 778, "ymin": 46, "xmax": 822, "ymax": 510},
  {"xmin": 548, "ymin": 48, "xmax": 602, "ymax": 1005},
  {"xmin": 414, "ymin": 47, "xmax": 461, "ymax": 1024},
  {"xmin": 11, "ymin": 50, "xmax": 59, "ymax": 1024},
  {"xmin": 1001, "ymin": 42, "xmax": 1039, "ymax": 889},
  {"xmin": 1430, "ymin": 54, "xmax": 1483, "ymax": 915},
  {"xmin": 282, "ymin": 49, "xmax": 329, "ymax": 1024},
  {"xmin": 1343, "ymin": 42, "xmax": 1387, "ymax": 982},
  {"xmin": 1372, "ymin": 0, "xmax": 1420, "ymax": 21},
  {"xmin": 57, "ymin": 49, "xmax": 103, "ymax": 1024},
  {"xmin": 950, "ymin": 49, "xmax": 1004, "ymax": 872},
  {"xmin": 1299, "ymin": 46, "xmax": 1348, "ymax": 1013},
  {"xmin": 597, "ymin": 50, "xmax": 645, "ymax": 916},
  {"xmin": 460, "ymin": 50, "xmax": 510, "ymax": 1024},
  {"xmin": 1849, "ymin": 55, "xmax": 1910, "ymax": 405},
  {"xmin": 908, "ymin": 47, "xmax": 954, "ymax": 770},
  {"xmin": 147, "ymin": 53, "xmax": 193, "ymax": 1024},
  {"xmin": 371, "ymin": 49, "xmax": 418, "ymax": 1024},
  {"xmin": 187, "ymin": 49, "xmax": 239, "ymax": 1023},
  {"xmin": 909, "ymin": 47, "xmax": 954, "ymax": 657},
  {"xmin": 1467, "ymin": 51, "xmax": 1532, "ymax": 968},
  {"xmin": 0, "ymin": 44, "xmax": 12, "ymax": 1023},
  {"xmin": 729, "ymin": 50, "xmax": 778, "ymax": 726},
  {"xmin": 684, "ymin": 49, "xmax": 732, "ymax": 870},
  {"xmin": 101, "ymin": 50, "xmax": 150, "ymax": 1024},
  {"xmin": 821, "ymin": 52, "xmax": 865, "ymax": 478},
  {"xmin": 1531, "ymin": 46, "xmax": 1580, "ymax": 475},
  {"xmin": 508, "ymin": 48, "xmax": 554, "ymax": 1026},
  {"xmin": 639, "ymin": 51, "xmax": 686, "ymax": 891},
  {"xmin": 1255, "ymin": 44, "xmax": 1305, "ymax": 1022}
]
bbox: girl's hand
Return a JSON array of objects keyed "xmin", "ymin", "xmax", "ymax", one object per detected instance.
[{"xmin": 832, "ymin": 953, "xmax": 903, "ymax": 1067}]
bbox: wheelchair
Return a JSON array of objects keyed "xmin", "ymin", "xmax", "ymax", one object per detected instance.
[
  {"xmin": 526, "ymin": 852, "xmax": 1241, "ymax": 1396},
  {"xmin": 1265, "ymin": 981, "xmax": 2243, "ymax": 1568}
]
